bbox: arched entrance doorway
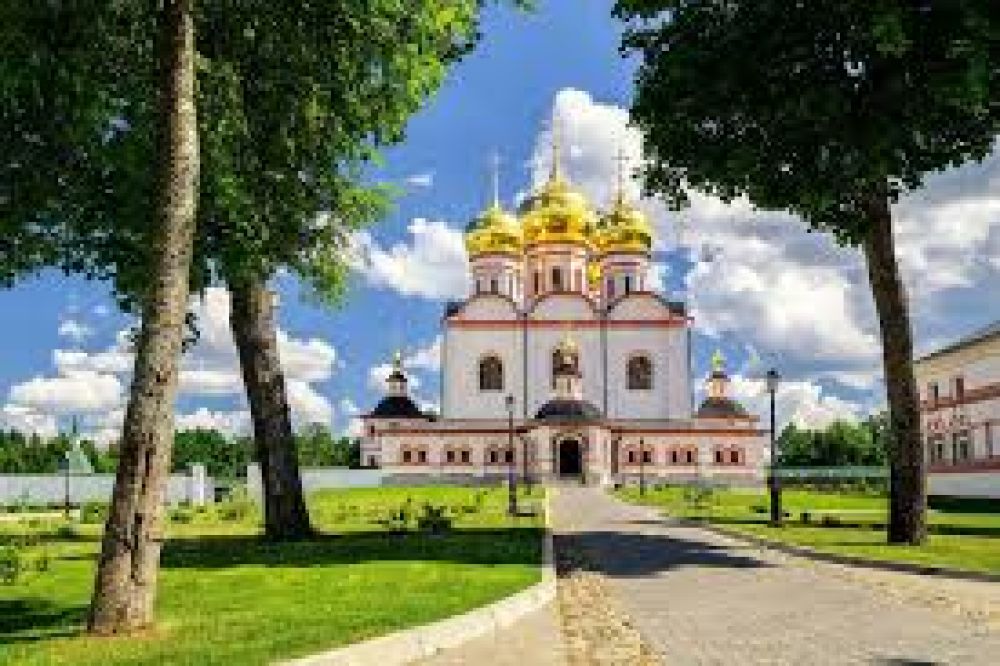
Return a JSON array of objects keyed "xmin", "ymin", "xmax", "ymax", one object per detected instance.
[{"xmin": 558, "ymin": 438, "xmax": 582, "ymax": 477}]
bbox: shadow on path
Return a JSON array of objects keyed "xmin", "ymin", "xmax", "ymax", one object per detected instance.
[{"xmin": 554, "ymin": 529, "xmax": 771, "ymax": 578}]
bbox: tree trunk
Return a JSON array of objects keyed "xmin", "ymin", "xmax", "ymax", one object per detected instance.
[
  {"xmin": 229, "ymin": 275, "xmax": 312, "ymax": 540},
  {"xmin": 861, "ymin": 191, "xmax": 927, "ymax": 545},
  {"xmin": 87, "ymin": 0, "xmax": 199, "ymax": 634}
]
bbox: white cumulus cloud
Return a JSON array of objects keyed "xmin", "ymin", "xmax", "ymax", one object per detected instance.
[{"xmin": 349, "ymin": 218, "xmax": 469, "ymax": 301}]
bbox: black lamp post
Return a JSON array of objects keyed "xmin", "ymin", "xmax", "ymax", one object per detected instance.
[
  {"xmin": 638, "ymin": 437, "xmax": 647, "ymax": 497},
  {"xmin": 505, "ymin": 394, "xmax": 517, "ymax": 516},
  {"xmin": 766, "ymin": 368, "xmax": 782, "ymax": 526},
  {"xmin": 521, "ymin": 435, "xmax": 532, "ymax": 496},
  {"xmin": 59, "ymin": 452, "xmax": 71, "ymax": 519}
]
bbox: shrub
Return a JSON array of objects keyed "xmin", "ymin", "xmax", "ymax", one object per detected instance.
[
  {"xmin": 683, "ymin": 485, "xmax": 716, "ymax": 510},
  {"xmin": 384, "ymin": 503, "xmax": 413, "ymax": 533},
  {"xmin": 216, "ymin": 485, "xmax": 255, "ymax": 522},
  {"xmin": 54, "ymin": 523, "xmax": 79, "ymax": 540},
  {"xmin": 170, "ymin": 508, "xmax": 195, "ymax": 524},
  {"xmin": 417, "ymin": 504, "xmax": 453, "ymax": 534},
  {"xmin": 80, "ymin": 501, "xmax": 109, "ymax": 525},
  {"xmin": 0, "ymin": 544, "xmax": 22, "ymax": 584}
]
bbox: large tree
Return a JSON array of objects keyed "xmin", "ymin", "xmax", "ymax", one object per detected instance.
[
  {"xmin": 615, "ymin": 0, "xmax": 999, "ymax": 543},
  {"xmin": 3, "ymin": 0, "xmax": 524, "ymax": 631},
  {"xmin": 2, "ymin": 0, "xmax": 201, "ymax": 632}
]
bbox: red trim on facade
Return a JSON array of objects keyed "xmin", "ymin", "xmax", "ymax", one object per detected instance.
[
  {"xmin": 920, "ymin": 382, "xmax": 1000, "ymax": 413},
  {"xmin": 377, "ymin": 426, "xmax": 765, "ymax": 436},
  {"xmin": 929, "ymin": 457, "xmax": 1000, "ymax": 474},
  {"xmin": 448, "ymin": 318, "xmax": 686, "ymax": 329}
]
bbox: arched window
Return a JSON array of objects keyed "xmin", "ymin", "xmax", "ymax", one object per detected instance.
[
  {"xmin": 627, "ymin": 355, "xmax": 653, "ymax": 390},
  {"xmin": 730, "ymin": 449, "xmax": 740, "ymax": 465},
  {"xmin": 479, "ymin": 356, "xmax": 504, "ymax": 392}
]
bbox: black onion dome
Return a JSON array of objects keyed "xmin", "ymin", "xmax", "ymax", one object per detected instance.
[
  {"xmin": 368, "ymin": 395, "xmax": 426, "ymax": 419},
  {"xmin": 535, "ymin": 398, "xmax": 602, "ymax": 422},
  {"xmin": 696, "ymin": 396, "xmax": 749, "ymax": 419}
]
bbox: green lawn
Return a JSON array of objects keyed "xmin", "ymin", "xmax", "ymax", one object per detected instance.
[
  {"xmin": 615, "ymin": 486, "xmax": 1000, "ymax": 574},
  {"xmin": 0, "ymin": 486, "xmax": 544, "ymax": 665}
]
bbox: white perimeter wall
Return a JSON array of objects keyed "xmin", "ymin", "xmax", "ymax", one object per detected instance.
[{"xmin": 928, "ymin": 472, "xmax": 1000, "ymax": 499}]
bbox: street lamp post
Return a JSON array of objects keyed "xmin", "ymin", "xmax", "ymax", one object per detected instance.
[
  {"xmin": 639, "ymin": 437, "xmax": 647, "ymax": 497},
  {"xmin": 505, "ymin": 394, "xmax": 517, "ymax": 516},
  {"xmin": 59, "ymin": 452, "xmax": 71, "ymax": 520},
  {"xmin": 766, "ymin": 368, "xmax": 782, "ymax": 526},
  {"xmin": 521, "ymin": 435, "xmax": 532, "ymax": 496}
]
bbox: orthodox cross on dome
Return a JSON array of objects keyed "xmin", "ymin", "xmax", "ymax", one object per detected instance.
[
  {"xmin": 489, "ymin": 150, "xmax": 501, "ymax": 208},
  {"xmin": 711, "ymin": 349, "xmax": 726, "ymax": 373},
  {"xmin": 386, "ymin": 349, "xmax": 409, "ymax": 397},
  {"xmin": 613, "ymin": 146, "xmax": 629, "ymax": 203},
  {"xmin": 707, "ymin": 349, "xmax": 730, "ymax": 399},
  {"xmin": 549, "ymin": 111, "xmax": 564, "ymax": 183}
]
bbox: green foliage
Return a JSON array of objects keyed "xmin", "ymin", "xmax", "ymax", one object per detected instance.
[
  {"xmin": 172, "ymin": 429, "xmax": 251, "ymax": 478},
  {"xmin": 295, "ymin": 425, "xmax": 360, "ymax": 468},
  {"xmin": 0, "ymin": 430, "xmax": 115, "ymax": 474},
  {"xmin": 417, "ymin": 504, "xmax": 454, "ymax": 534},
  {"xmin": 79, "ymin": 501, "xmax": 109, "ymax": 525},
  {"xmin": 778, "ymin": 416, "xmax": 889, "ymax": 468},
  {"xmin": 2, "ymin": 1, "xmax": 527, "ymax": 306},
  {"xmin": 615, "ymin": 0, "xmax": 1000, "ymax": 242},
  {"xmin": 0, "ymin": 487, "xmax": 542, "ymax": 665},
  {"xmin": 214, "ymin": 485, "xmax": 256, "ymax": 523},
  {"xmin": 0, "ymin": 544, "xmax": 21, "ymax": 584}
]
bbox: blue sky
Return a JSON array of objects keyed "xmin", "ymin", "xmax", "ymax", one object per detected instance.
[{"xmin": 2, "ymin": 0, "xmax": 998, "ymax": 441}]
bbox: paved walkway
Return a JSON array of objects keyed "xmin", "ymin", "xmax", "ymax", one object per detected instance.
[
  {"xmin": 552, "ymin": 485, "xmax": 1000, "ymax": 666},
  {"xmin": 416, "ymin": 602, "xmax": 565, "ymax": 665}
]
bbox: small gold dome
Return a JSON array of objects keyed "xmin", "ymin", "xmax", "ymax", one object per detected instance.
[
  {"xmin": 596, "ymin": 192, "xmax": 653, "ymax": 254},
  {"xmin": 465, "ymin": 202, "xmax": 522, "ymax": 257},
  {"xmin": 519, "ymin": 175, "xmax": 598, "ymax": 248}
]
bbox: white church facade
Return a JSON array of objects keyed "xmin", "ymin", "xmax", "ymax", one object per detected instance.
[{"xmin": 360, "ymin": 141, "xmax": 768, "ymax": 487}]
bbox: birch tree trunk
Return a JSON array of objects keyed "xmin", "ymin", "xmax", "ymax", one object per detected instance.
[
  {"xmin": 88, "ymin": 0, "xmax": 200, "ymax": 634},
  {"xmin": 230, "ymin": 275, "xmax": 312, "ymax": 540},
  {"xmin": 862, "ymin": 191, "xmax": 927, "ymax": 545}
]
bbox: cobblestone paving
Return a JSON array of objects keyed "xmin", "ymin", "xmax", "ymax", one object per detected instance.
[{"xmin": 551, "ymin": 485, "xmax": 1000, "ymax": 666}]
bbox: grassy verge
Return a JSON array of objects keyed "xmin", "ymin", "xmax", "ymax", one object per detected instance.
[
  {"xmin": 1, "ymin": 486, "xmax": 544, "ymax": 665},
  {"xmin": 614, "ymin": 486, "xmax": 1000, "ymax": 574}
]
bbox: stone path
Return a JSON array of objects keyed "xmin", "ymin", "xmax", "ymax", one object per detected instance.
[
  {"xmin": 415, "ymin": 602, "xmax": 565, "ymax": 666},
  {"xmin": 552, "ymin": 485, "xmax": 1000, "ymax": 666}
]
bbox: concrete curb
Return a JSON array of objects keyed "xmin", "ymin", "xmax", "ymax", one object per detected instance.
[
  {"xmin": 280, "ymin": 494, "xmax": 557, "ymax": 666},
  {"xmin": 683, "ymin": 519, "xmax": 1000, "ymax": 584}
]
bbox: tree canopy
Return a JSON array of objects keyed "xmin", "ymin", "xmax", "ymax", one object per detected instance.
[{"xmin": 615, "ymin": 0, "xmax": 999, "ymax": 242}]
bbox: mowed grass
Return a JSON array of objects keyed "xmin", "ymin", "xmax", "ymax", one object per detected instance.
[
  {"xmin": 615, "ymin": 486, "xmax": 1000, "ymax": 574},
  {"xmin": 0, "ymin": 486, "xmax": 544, "ymax": 665}
]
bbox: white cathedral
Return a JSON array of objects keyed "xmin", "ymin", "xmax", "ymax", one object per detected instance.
[{"xmin": 360, "ymin": 140, "xmax": 767, "ymax": 486}]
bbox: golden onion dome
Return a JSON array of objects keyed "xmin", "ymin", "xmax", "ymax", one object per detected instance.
[
  {"xmin": 465, "ymin": 202, "xmax": 522, "ymax": 257},
  {"xmin": 519, "ymin": 174, "xmax": 599, "ymax": 248},
  {"xmin": 596, "ymin": 191, "xmax": 653, "ymax": 254}
]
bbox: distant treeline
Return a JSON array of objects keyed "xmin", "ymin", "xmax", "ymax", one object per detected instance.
[
  {"xmin": 0, "ymin": 425, "xmax": 360, "ymax": 477},
  {"xmin": 777, "ymin": 415, "xmax": 889, "ymax": 468}
]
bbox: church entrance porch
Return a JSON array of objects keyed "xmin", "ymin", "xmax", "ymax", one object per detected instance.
[{"xmin": 558, "ymin": 438, "xmax": 583, "ymax": 477}]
